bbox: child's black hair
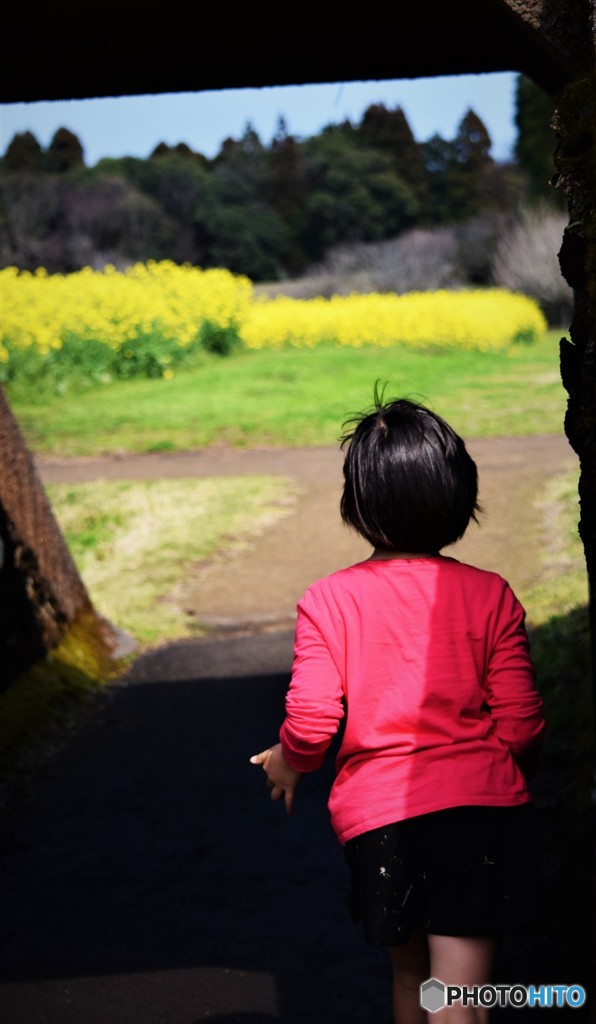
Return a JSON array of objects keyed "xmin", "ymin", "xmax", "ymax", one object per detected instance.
[{"xmin": 340, "ymin": 392, "xmax": 481, "ymax": 553}]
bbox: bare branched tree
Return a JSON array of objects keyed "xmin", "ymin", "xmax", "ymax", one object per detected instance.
[
  {"xmin": 367, "ymin": 229, "xmax": 463, "ymax": 293},
  {"xmin": 491, "ymin": 202, "xmax": 573, "ymax": 326},
  {"xmin": 297, "ymin": 228, "xmax": 463, "ymax": 297}
]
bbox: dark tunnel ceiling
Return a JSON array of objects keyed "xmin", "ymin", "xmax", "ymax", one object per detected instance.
[{"xmin": 2, "ymin": 1, "xmax": 573, "ymax": 104}]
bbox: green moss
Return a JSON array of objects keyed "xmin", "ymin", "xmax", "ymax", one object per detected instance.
[{"xmin": 0, "ymin": 612, "xmax": 130, "ymax": 787}]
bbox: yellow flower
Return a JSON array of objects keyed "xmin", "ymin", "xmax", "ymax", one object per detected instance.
[{"xmin": 0, "ymin": 261, "xmax": 547, "ymax": 380}]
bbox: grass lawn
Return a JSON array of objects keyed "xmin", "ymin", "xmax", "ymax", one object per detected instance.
[
  {"xmin": 8, "ymin": 332, "xmax": 567, "ymax": 456},
  {"xmin": 46, "ymin": 475, "xmax": 298, "ymax": 645}
]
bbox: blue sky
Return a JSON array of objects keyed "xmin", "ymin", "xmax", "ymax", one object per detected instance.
[{"xmin": 0, "ymin": 72, "xmax": 518, "ymax": 167}]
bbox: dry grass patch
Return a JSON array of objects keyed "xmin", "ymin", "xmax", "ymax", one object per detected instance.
[{"xmin": 48, "ymin": 475, "xmax": 299, "ymax": 646}]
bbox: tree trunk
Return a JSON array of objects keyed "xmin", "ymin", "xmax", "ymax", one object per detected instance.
[
  {"xmin": 553, "ymin": 69, "xmax": 596, "ymax": 700},
  {"xmin": 0, "ymin": 386, "xmax": 97, "ymax": 688}
]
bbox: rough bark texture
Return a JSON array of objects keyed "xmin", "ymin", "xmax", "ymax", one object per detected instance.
[
  {"xmin": 505, "ymin": 0, "xmax": 592, "ymax": 71},
  {"xmin": 554, "ymin": 66, "xmax": 596, "ymax": 678},
  {"xmin": 0, "ymin": 387, "xmax": 94, "ymax": 686}
]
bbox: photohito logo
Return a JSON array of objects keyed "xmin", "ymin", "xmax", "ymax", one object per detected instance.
[{"xmin": 420, "ymin": 978, "xmax": 586, "ymax": 1012}]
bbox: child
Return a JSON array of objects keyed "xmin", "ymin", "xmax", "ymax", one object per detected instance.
[{"xmin": 251, "ymin": 395, "xmax": 545, "ymax": 1023}]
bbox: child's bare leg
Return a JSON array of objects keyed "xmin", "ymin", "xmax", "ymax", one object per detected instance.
[
  {"xmin": 389, "ymin": 928, "xmax": 429, "ymax": 1024},
  {"xmin": 427, "ymin": 934, "xmax": 498, "ymax": 1024}
]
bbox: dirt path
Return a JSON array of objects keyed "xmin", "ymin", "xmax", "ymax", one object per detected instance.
[{"xmin": 37, "ymin": 434, "xmax": 579, "ymax": 635}]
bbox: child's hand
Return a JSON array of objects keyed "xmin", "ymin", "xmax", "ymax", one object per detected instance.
[{"xmin": 250, "ymin": 743, "xmax": 303, "ymax": 814}]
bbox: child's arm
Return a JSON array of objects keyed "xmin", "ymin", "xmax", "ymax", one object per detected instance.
[
  {"xmin": 250, "ymin": 744, "xmax": 303, "ymax": 814},
  {"xmin": 485, "ymin": 582, "xmax": 546, "ymax": 777},
  {"xmin": 251, "ymin": 587, "xmax": 345, "ymax": 811},
  {"xmin": 278, "ymin": 593, "xmax": 346, "ymax": 772}
]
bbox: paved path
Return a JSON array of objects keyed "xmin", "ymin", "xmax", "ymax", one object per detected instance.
[{"xmin": 0, "ymin": 436, "xmax": 590, "ymax": 1023}]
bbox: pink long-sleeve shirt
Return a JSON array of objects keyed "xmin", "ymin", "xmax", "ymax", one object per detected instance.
[{"xmin": 279, "ymin": 555, "xmax": 545, "ymax": 844}]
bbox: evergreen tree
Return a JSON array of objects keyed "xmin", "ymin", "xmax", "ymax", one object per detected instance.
[
  {"xmin": 198, "ymin": 202, "xmax": 288, "ymax": 280},
  {"xmin": 45, "ymin": 127, "xmax": 85, "ymax": 172},
  {"xmin": 209, "ymin": 124, "xmax": 272, "ymax": 208},
  {"xmin": 174, "ymin": 142, "xmax": 194, "ymax": 158},
  {"xmin": 0, "ymin": 91, "xmax": 542, "ymax": 278},
  {"xmin": 150, "ymin": 140, "xmax": 208, "ymax": 167},
  {"xmin": 199, "ymin": 123, "xmax": 289, "ymax": 279},
  {"xmin": 214, "ymin": 122, "xmax": 265, "ymax": 173},
  {"xmin": 269, "ymin": 117, "xmax": 309, "ymax": 274},
  {"xmin": 150, "ymin": 142, "xmax": 172, "ymax": 158},
  {"xmin": 454, "ymin": 109, "xmax": 492, "ymax": 172},
  {"xmin": 420, "ymin": 134, "xmax": 466, "ymax": 224},
  {"xmin": 3, "ymin": 131, "xmax": 43, "ymax": 172},
  {"xmin": 119, "ymin": 154, "xmax": 209, "ymax": 225},
  {"xmin": 358, "ymin": 104, "xmax": 428, "ymax": 212},
  {"xmin": 300, "ymin": 130, "xmax": 419, "ymax": 261},
  {"xmin": 514, "ymin": 74, "xmax": 561, "ymax": 205},
  {"xmin": 451, "ymin": 110, "xmax": 494, "ymax": 220}
]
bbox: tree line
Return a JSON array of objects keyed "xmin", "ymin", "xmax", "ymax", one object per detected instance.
[{"xmin": 0, "ymin": 75, "xmax": 561, "ymax": 284}]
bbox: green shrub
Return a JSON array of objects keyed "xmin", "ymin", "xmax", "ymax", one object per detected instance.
[{"xmin": 198, "ymin": 318, "xmax": 242, "ymax": 356}]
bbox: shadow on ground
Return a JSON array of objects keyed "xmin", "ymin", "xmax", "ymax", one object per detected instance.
[{"xmin": 0, "ymin": 631, "xmax": 591, "ymax": 1023}]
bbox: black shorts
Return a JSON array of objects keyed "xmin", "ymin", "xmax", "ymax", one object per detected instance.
[{"xmin": 343, "ymin": 804, "xmax": 546, "ymax": 947}]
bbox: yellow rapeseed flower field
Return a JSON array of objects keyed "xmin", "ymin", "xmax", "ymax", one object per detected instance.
[
  {"xmin": 0, "ymin": 260, "xmax": 252, "ymax": 362},
  {"xmin": 0, "ymin": 261, "xmax": 547, "ymax": 377},
  {"xmin": 241, "ymin": 289, "xmax": 547, "ymax": 352}
]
